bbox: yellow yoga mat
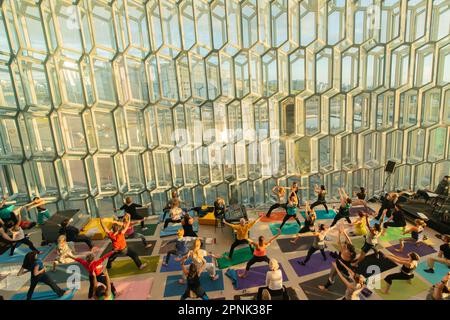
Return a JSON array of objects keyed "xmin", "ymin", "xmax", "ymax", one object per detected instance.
[
  {"xmin": 198, "ymin": 212, "xmax": 217, "ymax": 226},
  {"xmin": 80, "ymin": 218, "xmax": 115, "ymax": 240}
]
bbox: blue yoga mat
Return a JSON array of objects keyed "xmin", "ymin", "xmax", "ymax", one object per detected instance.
[
  {"xmin": 225, "ymin": 269, "xmax": 238, "ymax": 289},
  {"xmin": 160, "ymin": 221, "xmax": 199, "ymax": 237},
  {"xmin": 417, "ymin": 261, "xmax": 450, "ymax": 285},
  {"xmin": 160, "ymin": 255, "xmax": 212, "ymax": 273},
  {"xmin": 300, "ymin": 209, "xmax": 336, "ymax": 220},
  {"xmin": 11, "ymin": 288, "xmax": 77, "ymax": 300},
  {"xmin": 0, "ymin": 245, "xmax": 54, "ymax": 264},
  {"xmin": 163, "ymin": 271, "xmax": 224, "ymax": 297}
]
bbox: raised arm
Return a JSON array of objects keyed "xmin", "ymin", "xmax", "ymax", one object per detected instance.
[
  {"xmin": 267, "ymin": 228, "xmax": 282, "ymax": 244},
  {"xmin": 338, "ymin": 189, "xmax": 346, "ymax": 207},
  {"xmin": 341, "ymin": 226, "xmax": 352, "ymax": 245},
  {"xmin": 120, "ymin": 214, "xmax": 131, "ymax": 234},
  {"xmin": 337, "ymin": 259, "xmax": 355, "ymax": 278},
  {"xmin": 99, "ymin": 217, "xmax": 111, "ymax": 234},
  {"xmin": 340, "ymin": 188, "xmax": 349, "ymax": 200}
]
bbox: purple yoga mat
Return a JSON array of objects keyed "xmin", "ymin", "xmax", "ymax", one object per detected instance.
[
  {"xmin": 288, "ymin": 251, "xmax": 333, "ymax": 277},
  {"xmin": 235, "ymin": 264, "xmax": 288, "ymax": 290},
  {"xmin": 386, "ymin": 242, "xmax": 436, "ymax": 258}
]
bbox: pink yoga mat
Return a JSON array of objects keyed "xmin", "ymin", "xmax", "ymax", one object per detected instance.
[{"xmin": 115, "ymin": 277, "xmax": 153, "ymax": 300}]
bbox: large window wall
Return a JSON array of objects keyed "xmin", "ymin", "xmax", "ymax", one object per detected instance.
[{"xmin": 0, "ymin": 0, "xmax": 449, "ymax": 216}]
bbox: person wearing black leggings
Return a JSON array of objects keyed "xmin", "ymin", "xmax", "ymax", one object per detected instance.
[
  {"xmin": 266, "ymin": 186, "xmax": 287, "ymax": 217},
  {"xmin": 279, "ymin": 195, "xmax": 302, "ymax": 230},
  {"xmin": 181, "ymin": 263, "xmax": 208, "ymax": 300},
  {"xmin": 18, "ymin": 251, "xmax": 69, "ymax": 300},
  {"xmin": 6, "ymin": 215, "xmax": 39, "ymax": 256},
  {"xmin": 297, "ymin": 224, "xmax": 329, "ymax": 265},
  {"xmin": 383, "ymin": 252, "xmax": 420, "ymax": 294},
  {"xmin": 59, "ymin": 218, "xmax": 93, "ymax": 250},
  {"xmin": 115, "ymin": 197, "xmax": 147, "ymax": 229},
  {"xmin": 330, "ymin": 188, "xmax": 352, "ymax": 227},
  {"xmin": 375, "ymin": 192, "xmax": 398, "ymax": 220},
  {"xmin": 310, "ymin": 185, "xmax": 328, "ymax": 213}
]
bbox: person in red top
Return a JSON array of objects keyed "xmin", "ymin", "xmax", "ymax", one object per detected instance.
[
  {"xmin": 100, "ymin": 213, "xmax": 147, "ymax": 270},
  {"xmin": 69, "ymin": 251, "xmax": 117, "ymax": 299}
]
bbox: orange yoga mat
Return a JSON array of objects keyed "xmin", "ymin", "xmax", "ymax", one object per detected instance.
[{"xmin": 258, "ymin": 210, "xmax": 286, "ymax": 222}]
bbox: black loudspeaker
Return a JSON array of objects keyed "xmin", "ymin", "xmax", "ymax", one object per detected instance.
[{"xmin": 385, "ymin": 160, "xmax": 396, "ymax": 173}]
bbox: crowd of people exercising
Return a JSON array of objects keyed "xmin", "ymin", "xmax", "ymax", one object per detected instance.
[{"xmin": 0, "ymin": 180, "xmax": 449, "ymax": 301}]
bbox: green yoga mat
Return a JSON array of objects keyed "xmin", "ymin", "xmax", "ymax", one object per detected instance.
[
  {"xmin": 269, "ymin": 222, "xmax": 300, "ymax": 235},
  {"xmin": 109, "ymin": 256, "xmax": 159, "ymax": 278},
  {"xmin": 217, "ymin": 247, "xmax": 253, "ymax": 269},
  {"xmin": 374, "ymin": 276, "xmax": 429, "ymax": 300},
  {"xmin": 380, "ymin": 227, "xmax": 405, "ymax": 242},
  {"xmin": 132, "ymin": 224, "xmax": 157, "ymax": 237},
  {"xmin": 332, "ymin": 236, "xmax": 366, "ymax": 253}
]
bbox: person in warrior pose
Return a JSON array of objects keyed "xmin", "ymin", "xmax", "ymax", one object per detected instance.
[{"xmin": 310, "ymin": 184, "xmax": 329, "ymax": 213}]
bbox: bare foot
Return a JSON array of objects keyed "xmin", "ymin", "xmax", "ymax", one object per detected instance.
[
  {"xmin": 211, "ymin": 275, "xmax": 219, "ymax": 281},
  {"xmin": 145, "ymin": 243, "xmax": 153, "ymax": 249},
  {"xmin": 162, "ymin": 262, "xmax": 168, "ymax": 266},
  {"xmin": 225, "ymin": 256, "xmax": 231, "ymax": 260},
  {"xmin": 238, "ymin": 272, "xmax": 247, "ymax": 278},
  {"xmin": 318, "ymin": 285, "xmax": 327, "ymax": 292},
  {"xmin": 178, "ymin": 279, "xmax": 185, "ymax": 284},
  {"xmin": 290, "ymin": 240, "xmax": 296, "ymax": 244},
  {"xmin": 174, "ymin": 257, "xmax": 182, "ymax": 262},
  {"xmin": 394, "ymin": 248, "xmax": 403, "ymax": 253},
  {"xmin": 139, "ymin": 263, "xmax": 148, "ymax": 270}
]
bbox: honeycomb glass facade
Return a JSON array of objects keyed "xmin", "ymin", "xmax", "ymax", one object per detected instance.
[{"xmin": 0, "ymin": 0, "xmax": 449, "ymax": 217}]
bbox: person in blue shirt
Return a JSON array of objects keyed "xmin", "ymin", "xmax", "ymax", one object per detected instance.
[
  {"xmin": 161, "ymin": 228, "xmax": 193, "ymax": 266},
  {"xmin": 17, "ymin": 251, "xmax": 69, "ymax": 300},
  {"xmin": 279, "ymin": 194, "xmax": 302, "ymax": 229}
]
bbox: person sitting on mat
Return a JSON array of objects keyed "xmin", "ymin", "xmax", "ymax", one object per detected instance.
[
  {"xmin": 24, "ymin": 197, "xmax": 50, "ymax": 226},
  {"xmin": 223, "ymin": 216, "xmax": 261, "ymax": 260},
  {"xmin": 350, "ymin": 212, "xmax": 368, "ymax": 237},
  {"xmin": 5, "ymin": 213, "xmax": 40, "ymax": 256},
  {"xmin": 330, "ymin": 188, "xmax": 352, "ymax": 227},
  {"xmin": 181, "ymin": 213, "xmax": 197, "ymax": 237},
  {"xmin": 59, "ymin": 218, "xmax": 93, "ymax": 250},
  {"xmin": 429, "ymin": 272, "xmax": 450, "ymax": 300},
  {"xmin": 52, "ymin": 235, "xmax": 75, "ymax": 272},
  {"xmin": 424, "ymin": 234, "xmax": 450, "ymax": 274},
  {"xmin": 239, "ymin": 228, "xmax": 282, "ymax": 278},
  {"xmin": 180, "ymin": 238, "xmax": 220, "ymax": 284},
  {"xmin": 381, "ymin": 204, "xmax": 406, "ymax": 236},
  {"xmin": 180, "ymin": 262, "xmax": 208, "ymax": 300},
  {"xmin": 310, "ymin": 184, "xmax": 329, "ymax": 213},
  {"xmin": 319, "ymin": 225, "xmax": 357, "ymax": 292},
  {"xmin": 256, "ymin": 259, "xmax": 288, "ymax": 300},
  {"xmin": 333, "ymin": 259, "xmax": 365, "ymax": 300},
  {"xmin": 382, "ymin": 251, "xmax": 420, "ymax": 295},
  {"xmin": 100, "ymin": 213, "xmax": 148, "ymax": 271},
  {"xmin": 114, "ymin": 197, "xmax": 148, "ymax": 230},
  {"xmin": 18, "ymin": 251, "xmax": 71, "ymax": 300},
  {"xmin": 266, "ymin": 185, "xmax": 287, "ymax": 218},
  {"xmin": 112, "ymin": 214, "xmax": 153, "ymax": 249},
  {"xmin": 279, "ymin": 194, "xmax": 302, "ymax": 230},
  {"xmin": 69, "ymin": 250, "xmax": 117, "ymax": 299},
  {"xmin": 92, "ymin": 268, "xmax": 114, "ymax": 300},
  {"xmin": 161, "ymin": 228, "xmax": 192, "ymax": 266},
  {"xmin": 395, "ymin": 219, "xmax": 427, "ymax": 253},
  {"xmin": 353, "ymin": 211, "xmax": 386, "ymax": 267},
  {"xmin": 163, "ymin": 199, "xmax": 184, "ymax": 229},
  {"xmin": 295, "ymin": 224, "xmax": 330, "ymax": 266}
]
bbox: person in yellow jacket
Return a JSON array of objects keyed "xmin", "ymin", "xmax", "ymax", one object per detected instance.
[{"xmin": 223, "ymin": 216, "xmax": 262, "ymax": 260}]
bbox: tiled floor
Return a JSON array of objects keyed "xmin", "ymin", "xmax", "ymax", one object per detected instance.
[{"xmin": 0, "ymin": 202, "xmax": 447, "ymax": 300}]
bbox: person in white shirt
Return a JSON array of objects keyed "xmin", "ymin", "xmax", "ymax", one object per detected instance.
[
  {"xmin": 256, "ymin": 259, "xmax": 287, "ymax": 300},
  {"xmin": 6, "ymin": 214, "xmax": 40, "ymax": 256},
  {"xmin": 163, "ymin": 199, "xmax": 184, "ymax": 229}
]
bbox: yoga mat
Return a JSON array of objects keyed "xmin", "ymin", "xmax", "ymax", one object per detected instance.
[
  {"xmin": 44, "ymin": 240, "xmax": 109, "ymax": 263},
  {"xmin": 0, "ymin": 245, "xmax": 54, "ymax": 264},
  {"xmin": 217, "ymin": 247, "xmax": 253, "ymax": 269},
  {"xmin": 108, "ymin": 256, "xmax": 159, "ymax": 279},
  {"xmin": 0, "ymin": 265, "xmax": 29, "ymax": 291},
  {"xmin": 269, "ymin": 222, "xmax": 300, "ymax": 236},
  {"xmin": 299, "ymin": 274, "xmax": 347, "ymax": 300},
  {"xmin": 104, "ymin": 240, "xmax": 156, "ymax": 257},
  {"xmin": 160, "ymin": 256, "xmax": 213, "ymax": 273},
  {"xmin": 158, "ymin": 237, "xmax": 205, "ymax": 254},
  {"xmin": 331, "ymin": 236, "xmax": 366, "ymax": 253},
  {"xmin": 374, "ymin": 276, "xmax": 429, "ymax": 300},
  {"xmin": 160, "ymin": 221, "xmax": 199, "ymax": 237},
  {"xmin": 50, "ymin": 263, "xmax": 90, "ymax": 284},
  {"xmin": 258, "ymin": 211, "xmax": 286, "ymax": 222},
  {"xmin": 380, "ymin": 227, "xmax": 405, "ymax": 242},
  {"xmin": 115, "ymin": 277, "xmax": 153, "ymax": 300},
  {"xmin": 289, "ymin": 251, "xmax": 333, "ymax": 277},
  {"xmin": 276, "ymin": 236, "xmax": 315, "ymax": 253},
  {"xmin": 11, "ymin": 288, "xmax": 77, "ymax": 300},
  {"xmin": 235, "ymin": 264, "xmax": 288, "ymax": 290},
  {"xmin": 300, "ymin": 209, "xmax": 336, "ymax": 220},
  {"xmin": 417, "ymin": 261, "xmax": 450, "ymax": 285},
  {"xmin": 385, "ymin": 242, "xmax": 437, "ymax": 258},
  {"xmin": 131, "ymin": 224, "xmax": 157, "ymax": 237},
  {"xmin": 354, "ymin": 253, "xmax": 398, "ymax": 278},
  {"xmin": 225, "ymin": 269, "xmax": 238, "ymax": 288},
  {"xmin": 350, "ymin": 206, "xmax": 376, "ymax": 217},
  {"xmin": 163, "ymin": 271, "xmax": 224, "ymax": 298}
]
